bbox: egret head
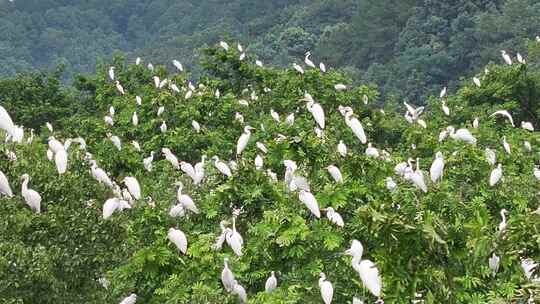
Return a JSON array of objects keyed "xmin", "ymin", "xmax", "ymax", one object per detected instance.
[
  {"xmin": 212, "ymin": 156, "xmax": 219, "ymax": 162},
  {"xmin": 435, "ymin": 151, "xmax": 443, "ymax": 158},
  {"xmin": 244, "ymin": 125, "xmax": 255, "ymax": 133},
  {"xmin": 20, "ymin": 173, "xmax": 29, "ymax": 181}
]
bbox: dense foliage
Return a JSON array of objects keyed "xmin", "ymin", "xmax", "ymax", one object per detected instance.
[
  {"xmin": 1, "ymin": 0, "xmax": 540, "ymax": 100},
  {"xmin": 0, "ymin": 41, "xmax": 540, "ymax": 303}
]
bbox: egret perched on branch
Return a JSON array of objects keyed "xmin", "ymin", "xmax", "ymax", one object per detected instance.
[
  {"xmin": 298, "ymin": 190, "xmax": 321, "ymax": 218},
  {"xmin": 175, "ymin": 182, "xmax": 199, "ymax": 214},
  {"xmin": 123, "ymin": 176, "xmax": 141, "ymax": 200},
  {"xmin": 337, "ymin": 140, "xmax": 347, "ymax": 157},
  {"xmin": 501, "ymin": 50, "xmax": 513, "ymax": 65},
  {"xmin": 0, "ymin": 171, "xmax": 13, "ymax": 197},
  {"xmin": 213, "ymin": 156, "xmax": 232, "ymax": 178},
  {"xmin": 304, "ymin": 51, "xmax": 316, "ymax": 68},
  {"xmin": 265, "ymin": 271, "xmax": 278, "ymax": 292},
  {"xmin": 119, "ymin": 293, "xmax": 137, "ymax": 304},
  {"xmin": 221, "ymin": 258, "xmax": 235, "ymax": 292},
  {"xmin": 490, "ymin": 110, "xmax": 515, "ymax": 127},
  {"xmin": 226, "ymin": 213, "xmax": 243, "ymax": 256},
  {"xmin": 489, "ymin": 164, "xmax": 503, "ymax": 186},
  {"xmin": 108, "ymin": 66, "xmax": 115, "ymax": 80},
  {"xmin": 447, "ymin": 126, "xmax": 476, "ymax": 145},
  {"xmin": 319, "ymin": 272, "xmax": 334, "ymax": 304},
  {"xmin": 502, "ymin": 136, "xmax": 511, "ymax": 154},
  {"xmin": 498, "ymin": 209, "xmax": 508, "ymax": 233},
  {"xmin": 21, "ymin": 174, "xmax": 41, "ymax": 213},
  {"xmin": 324, "ymin": 207, "xmax": 344, "ymax": 227},
  {"xmin": 236, "ymin": 126, "xmax": 255, "ymax": 155},
  {"xmin": 344, "ymin": 110, "xmax": 367, "ymax": 144},
  {"xmin": 485, "ymin": 148, "xmax": 496, "ymax": 166},
  {"xmin": 489, "ymin": 253, "xmax": 500, "ymax": 277},
  {"xmin": 473, "ymin": 77, "xmax": 481, "ymax": 87},
  {"xmin": 232, "ymin": 280, "xmax": 247, "ymax": 303},
  {"xmin": 326, "ymin": 165, "xmax": 343, "ymax": 183},
  {"xmin": 167, "ymin": 228, "xmax": 188, "ymax": 254},
  {"xmin": 293, "ymin": 63, "xmax": 304, "ymax": 74},
  {"xmin": 162, "ymin": 148, "xmax": 180, "ymax": 169},
  {"xmin": 55, "ymin": 149, "xmax": 68, "ymax": 174},
  {"xmin": 430, "ymin": 152, "xmax": 445, "ymax": 183},
  {"xmin": 345, "ymin": 239, "xmax": 382, "ymax": 298},
  {"xmin": 115, "ymin": 81, "xmax": 125, "ymax": 95},
  {"xmin": 103, "ymin": 197, "xmax": 131, "ymax": 219},
  {"xmin": 305, "ymin": 95, "xmax": 325, "ymax": 129},
  {"xmin": 521, "ymin": 121, "xmax": 534, "ymax": 131}
]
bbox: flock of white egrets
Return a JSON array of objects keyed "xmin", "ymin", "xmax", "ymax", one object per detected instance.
[{"xmin": 0, "ymin": 40, "xmax": 539, "ymax": 303}]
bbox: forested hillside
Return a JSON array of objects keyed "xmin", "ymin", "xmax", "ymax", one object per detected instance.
[
  {"xmin": 1, "ymin": 0, "xmax": 540, "ymax": 100},
  {"xmin": 0, "ymin": 39, "xmax": 540, "ymax": 303}
]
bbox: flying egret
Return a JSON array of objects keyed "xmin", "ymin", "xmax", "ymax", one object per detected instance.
[
  {"xmin": 237, "ymin": 126, "xmax": 255, "ymax": 155},
  {"xmin": 489, "ymin": 164, "xmax": 503, "ymax": 186},
  {"xmin": 21, "ymin": 174, "xmax": 41, "ymax": 213},
  {"xmin": 298, "ymin": 190, "xmax": 321, "ymax": 218},
  {"xmin": 430, "ymin": 152, "xmax": 445, "ymax": 183},
  {"xmin": 324, "ymin": 207, "xmax": 344, "ymax": 227},
  {"xmin": 213, "ymin": 156, "xmax": 232, "ymax": 178},
  {"xmin": 167, "ymin": 228, "xmax": 188, "ymax": 254},
  {"xmin": 175, "ymin": 182, "xmax": 199, "ymax": 214},
  {"xmin": 265, "ymin": 271, "xmax": 278, "ymax": 292},
  {"xmin": 0, "ymin": 171, "xmax": 13, "ymax": 197},
  {"xmin": 326, "ymin": 165, "xmax": 343, "ymax": 183},
  {"xmin": 123, "ymin": 177, "xmax": 141, "ymax": 200},
  {"xmin": 319, "ymin": 272, "xmax": 333, "ymax": 304}
]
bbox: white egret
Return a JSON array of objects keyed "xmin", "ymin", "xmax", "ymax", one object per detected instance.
[
  {"xmin": 473, "ymin": 77, "xmax": 481, "ymax": 87},
  {"xmin": 90, "ymin": 161, "xmax": 113, "ymax": 188},
  {"xmin": 236, "ymin": 126, "xmax": 255, "ymax": 155},
  {"xmin": 521, "ymin": 121, "xmax": 534, "ymax": 131},
  {"xmin": 45, "ymin": 122, "xmax": 53, "ymax": 132},
  {"xmin": 489, "ymin": 164, "xmax": 502, "ymax": 187},
  {"xmin": 319, "ymin": 272, "xmax": 333, "ymax": 304},
  {"xmin": 180, "ymin": 161, "xmax": 197, "ymax": 181},
  {"xmin": 365, "ymin": 143, "xmax": 379, "ymax": 158},
  {"xmin": 320, "ymin": 62, "xmax": 326, "ymax": 72},
  {"xmin": 213, "ymin": 156, "xmax": 232, "ymax": 178},
  {"xmin": 334, "ymin": 84, "xmax": 347, "ymax": 91},
  {"xmin": 298, "ymin": 190, "xmax": 320, "ymax": 218},
  {"xmin": 115, "ymin": 81, "xmax": 125, "ymax": 95},
  {"xmin": 54, "ymin": 149, "xmax": 68, "ymax": 174},
  {"xmin": 489, "ymin": 253, "xmax": 500, "ymax": 277},
  {"xmin": 304, "ymin": 51, "xmax": 316, "ymax": 68},
  {"xmin": 219, "ymin": 41, "xmax": 229, "ymax": 51},
  {"xmin": 305, "ymin": 99, "xmax": 325, "ymax": 129},
  {"xmin": 167, "ymin": 228, "xmax": 188, "ymax": 254},
  {"xmin": 0, "ymin": 171, "xmax": 13, "ymax": 197},
  {"xmin": 256, "ymin": 60, "xmax": 263, "ymax": 67},
  {"xmin": 498, "ymin": 209, "xmax": 508, "ymax": 233},
  {"xmin": 169, "ymin": 203, "xmax": 185, "ymax": 218},
  {"xmin": 447, "ymin": 126, "xmax": 476, "ymax": 145},
  {"xmin": 438, "ymin": 129, "xmax": 448, "ymax": 142},
  {"xmin": 440, "ymin": 87, "xmax": 447, "ymax": 98},
  {"xmin": 48, "ymin": 136, "xmax": 64, "ymax": 154},
  {"xmin": 132, "ymin": 112, "xmax": 138, "ymax": 126},
  {"xmin": 345, "ymin": 240, "xmax": 382, "ymax": 298},
  {"xmin": 232, "ymin": 280, "xmax": 247, "ymax": 303},
  {"xmin": 490, "ymin": 110, "xmax": 515, "ymax": 127},
  {"xmin": 517, "ymin": 53, "xmax": 525, "ymax": 64},
  {"xmin": 143, "ymin": 151, "xmax": 154, "ymax": 172},
  {"xmin": 285, "ymin": 113, "xmax": 295, "ymax": 126},
  {"xmin": 265, "ymin": 271, "xmax": 278, "ymax": 292},
  {"xmin": 193, "ymin": 155, "xmax": 206, "ymax": 185},
  {"xmin": 344, "ymin": 110, "xmax": 367, "ymax": 144},
  {"xmin": 21, "ymin": 174, "xmax": 41, "ymax": 213},
  {"xmin": 430, "ymin": 152, "xmax": 445, "ymax": 183},
  {"xmin": 160, "ymin": 121, "xmax": 167, "ymax": 133},
  {"xmin": 104, "ymin": 115, "xmax": 114, "ymax": 126},
  {"xmin": 385, "ymin": 177, "xmax": 397, "ymax": 192},
  {"xmin": 473, "ymin": 117, "xmax": 479, "ymax": 128},
  {"xmin": 324, "ymin": 207, "xmax": 344, "ymax": 227},
  {"xmin": 255, "ymin": 154, "xmax": 264, "ymax": 170},
  {"xmin": 293, "ymin": 63, "xmax": 304, "ymax": 74},
  {"xmin": 0, "ymin": 105, "xmax": 15, "ymax": 135},
  {"xmin": 173, "ymin": 60, "xmax": 184, "ymax": 72},
  {"xmin": 485, "ymin": 148, "xmax": 496, "ymax": 166},
  {"xmin": 404, "ymin": 102, "xmax": 424, "ymax": 120},
  {"xmin": 162, "ymin": 148, "xmax": 180, "ymax": 169},
  {"xmin": 119, "ymin": 293, "xmax": 137, "ymax": 304},
  {"xmin": 157, "ymin": 106, "xmax": 165, "ymax": 116},
  {"xmin": 441, "ymin": 100, "xmax": 450, "ymax": 116},
  {"xmin": 221, "ymin": 258, "xmax": 235, "ymax": 292},
  {"xmin": 108, "ymin": 134, "xmax": 121, "ymax": 151},
  {"xmin": 135, "ymin": 96, "xmax": 142, "ymax": 105},
  {"xmin": 131, "ymin": 141, "xmax": 141, "ymax": 151},
  {"xmin": 226, "ymin": 215, "xmax": 243, "ymax": 256},
  {"xmin": 501, "ymin": 50, "xmax": 512, "ymax": 65},
  {"xmin": 502, "ymin": 136, "xmax": 511, "ymax": 154},
  {"xmin": 270, "ymin": 109, "xmax": 280, "ymax": 122},
  {"xmin": 103, "ymin": 197, "xmax": 131, "ymax": 219},
  {"xmin": 108, "ymin": 67, "xmax": 115, "ymax": 80},
  {"xmin": 192, "ymin": 120, "xmax": 201, "ymax": 133},
  {"xmin": 256, "ymin": 142, "xmax": 268, "ymax": 154},
  {"xmin": 534, "ymin": 167, "xmax": 540, "ymax": 181},
  {"xmin": 175, "ymin": 182, "xmax": 199, "ymax": 214},
  {"xmin": 123, "ymin": 176, "xmax": 141, "ymax": 200},
  {"xmin": 521, "ymin": 258, "xmax": 539, "ymax": 281},
  {"xmin": 337, "ymin": 140, "xmax": 347, "ymax": 157},
  {"xmin": 524, "ymin": 141, "xmax": 532, "ymax": 152},
  {"xmin": 326, "ymin": 165, "xmax": 343, "ymax": 183}
]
